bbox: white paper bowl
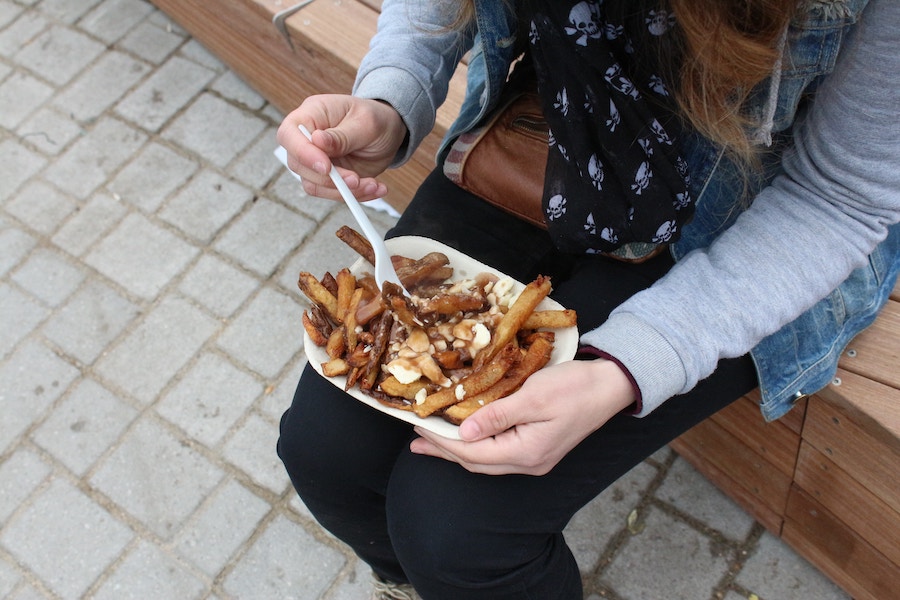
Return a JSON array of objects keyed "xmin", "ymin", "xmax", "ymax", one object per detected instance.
[{"xmin": 303, "ymin": 236, "xmax": 578, "ymax": 439}]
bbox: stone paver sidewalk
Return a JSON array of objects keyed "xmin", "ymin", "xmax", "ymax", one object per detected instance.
[{"xmin": 0, "ymin": 1, "xmax": 850, "ymax": 599}]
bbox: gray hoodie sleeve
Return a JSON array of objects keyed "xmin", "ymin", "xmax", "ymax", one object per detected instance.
[
  {"xmin": 351, "ymin": 0, "xmax": 472, "ymax": 166},
  {"xmin": 581, "ymin": 0, "xmax": 900, "ymax": 416}
]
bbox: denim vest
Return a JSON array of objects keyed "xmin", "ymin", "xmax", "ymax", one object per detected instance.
[{"xmin": 440, "ymin": 0, "xmax": 899, "ymax": 421}]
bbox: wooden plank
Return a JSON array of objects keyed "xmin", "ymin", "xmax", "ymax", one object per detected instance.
[
  {"xmin": 802, "ymin": 395, "xmax": 900, "ymax": 515},
  {"xmin": 793, "ymin": 441, "xmax": 900, "ymax": 566},
  {"xmin": 818, "ymin": 369, "xmax": 900, "ymax": 453},
  {"xmin": 838, "ymin": 299, "xmax": 900, "ymax": 390},
  {"xmin": 671, "ymin": 418, "xmax": 791, "ymax": 527},
  {"xmin": 708, "ymin": 394, "xmax": 801, "ymax": 477},
  {"xmin": 783, "ymin": 486, "xmax": 899, "ymax": 600}
]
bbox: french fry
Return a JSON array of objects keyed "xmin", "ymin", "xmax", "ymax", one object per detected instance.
[
  {"xmin": 298, "ymin": 272, "xmax": 340, "ymax": 321},
  {"xmin": 321, "ymin": 357, "xmax": 350, "ymax": 377},
  {"xmin": 522, "ymin": 309, "xmax": 578, "ymax": 330},
  {"xmin": 325, "ymin": 325, "xmax": 346, "ymax": 359},
  {"xmin": 302, "ymin": 310, "xmax": 329, "ymax": 346},
  {"xmin": 336, "ymin": 225, "xmax": 376, "ymax": 265},
  {"xmin": 413, "ymin": 344, "xmax": 518, "ymax": 418},
  {"xmin": 474, "ymin": 276, "xmax": 552, "ymax": 369},
  {"xmin": 335, "ymin": 268, "xmax": 356, "ymax": 324},
  {"xmin": 379, "ymin": 375, "xmax": 431, "ymax": 401},
  {"xmin": 443, "ymin": 336, "xmax": 553, "ymax": 424}
]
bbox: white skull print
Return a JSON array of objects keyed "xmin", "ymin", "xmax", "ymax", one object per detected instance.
[
  {"xmin": 600, "ymin": 226, "xmax": 619, "ymax": 244},
  {"xmin": 546, "ymin": 194, "xmax": 567, "ymax": 221},
  {"xmin": 650, "ymin": 118, "xmax": 673, "ymax": 145},
  {"xmin": 554, "ymin": 87, "xmax": 570, "ymax": 116},
  {"xmin": 652, "ymin": 219, "xmax": 677, "ymax": 243},
  {"xmin": 646, "ymin": 9, "xmax": 676, "ymax": 36},
  {"xmin": 604, "ymin": 63, "xmax": 640, "ymax": 99},
  {"xmin": 587, "ymin": 154, "xmax": 605, "ymax": 189},
  {"xmin": 606, "ymin": 98, "xmax": 621, "ymax": 131},
  {"xmin": 631, "ymin": 161, "xmax": 653, "ymax": 195},
  {"xmin": 584, "ymin": 212, "xmax": 596, "ymax": 235},
  {"xmin": 565, "ymin": 1, "xmax": 603, "ymax": 46},
  {"xmin": 638, "ymin": 137, "xmax": 654, "ymax": 157},
  {"xmin": 648, "ymin": 74, "xmax": 669, "ymax": 96}
]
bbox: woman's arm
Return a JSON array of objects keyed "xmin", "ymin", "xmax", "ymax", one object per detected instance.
[{"xmin": 582, "ymin": 0, "xmax": 900, "ymax": 415}]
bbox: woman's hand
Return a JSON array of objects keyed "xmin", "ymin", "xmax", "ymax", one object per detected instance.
[
  {"xmin": 409, "ymin": 359, "xmax": 636, "ymax": 475},
  {"xmin": 276, "ymin": 94, "xmax": 408, "ymax": 202}
]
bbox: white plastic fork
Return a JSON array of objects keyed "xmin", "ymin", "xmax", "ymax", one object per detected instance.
[{"xmin": 298, "ymin": 125, "xmax": 407, "ymax": 294}]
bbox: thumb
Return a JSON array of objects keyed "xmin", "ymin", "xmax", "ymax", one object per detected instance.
[{"xmin": 458, "ymin": 399, "xmax": 516, "ymax": 441}]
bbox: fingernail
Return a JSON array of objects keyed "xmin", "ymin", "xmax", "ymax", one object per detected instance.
[
  {"xmin": 312, "ymin": 161, "xmax": 327, "ymax": 175},
  {"xmin": 459, "ymin": 420, "xmax": 480, "ymax": 440}
]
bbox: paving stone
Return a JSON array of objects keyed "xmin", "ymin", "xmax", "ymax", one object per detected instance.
[
  {"xmin": 178, "ymin": 253, "xmax": 258, "ymax": 318},
  {"xmin": 0, "ymin": 10, "xmax": 46, "ymax": 56},
  {"xmin": 162, "ymin": 92, "xmax": 268, "ymax": 168},
  {"xmin": 211, "ymin": 70, "xmax": 266, "ymax": 111},
  {"xmin": 36, "ymin": 0, "xmax": 102, "ymax": 24},
  {"xmin": 217, "ymin": 287, "xmax": 305, "ymax": 379},
  {"xmin": 564, "ymin": 461, "xmax": 657, "ymax": 573},
  {"xmin": 4, "ymin": 181, "xmax": 77, "ymax": 236},
  {"xmin": 258, "ymin": 357, "xmax": 305, "ymax": 423},
  {"xmin": 79, "ymin": 0, "xmax": 154, "ymax": 45},
  {"xmin": 94, "ymin": 295, "xmax": 217, "ymax": 404},
  {"xmin": 214, "ymin": 198, "xmax": 314, "ymax": 277},
  {"xmin": 84, "ymin": 213, "xmax": 198, "ymax": 300},
  {"xmin": 115, "ymin": 55, "xmax": 215, "ymax": 132},
  {"xmin": 229, "ymin": 128, "xmax": 283, "ymax": 190},
  {"xmin": 16, "ymin": 106, "xmax": 85, "ymax": 155},
  {"xmin": 223, "ymin": 413, "xmax": 291, "ymax": 495},
  {"xmin": 0, "ymin": 478, "xmax": 133, "ymax": 599},
  {"xmin": 158, "ymin": 168, "xmax": 253, "ymax": 243},
  {"xmin": 0, "ymin": 282, "xmax": 50, "ymax": 359},
  {"xmin": 10, "ymin": 247, "xmax": 84, "ymax": 307},
  {"xmin": 13, "ymin": 25, "xmax": 105, "ymax": 86},
  {"xmin": 0, "ymin": 1, "xmax": 24, "ymax": 29},
  {"xmin": 32, "ymin": 378, "xmax": 137, "ymax": 476},
  {"xmin": 89, "ymin": 417, "xmax": 224, "ymax": 540},
  {"xmin": 0, "ymin": 138, "xmax": 47, "ymax": 200},
  {"xmin": 0, "ymin": 555, "xmax": 21, "ymax": 598},
  {"xmin": 222, "ymin": 515, "xmax": 346, "ymax": 600},
  {"xmin": 0, "ymin": 227, "xmax": 37, "ymax": 277},
  {"xmin": 42, "ymin": 279, "xmax": 138, "ymax": 364},
  {"xmin": 43, "ymin": 116, "xmax": 147, "ymax": 200},
  {"xmin": 117, "ymin": 17, "xmax": 185, "ymax": 64},
  {"xmin": 92, "ymin": 540, "xmax": 206, "ymax": 600},
  {"xmin": 50, "ymin": 192, "xmax": 126, "ymax": 257},
  {"xmin": 330, "ymin": 559, "xmax": 375, "ymax": 600},
  {"xmin": 7, "ymin": 582, "xmax": 49, "ymax": 600},
  {"xmin": 156, "ymin": 352, "xmax": 263, "ymax": 448},
  {"xmin": 108, "ymin": 141, "xmax": 198, "ymax": 213},
  {"xmin": 736, "ymin": 532, "xmax": 850, "ymax": 600},
  {"xmin": 0, "ymin": 341, "xmax": 79, "ymax": 454},
  {"xmin": 0, "ymin": 71, "xmax": 54, "ymax": 129},
  {"xmin": 655, "ymin": 457, "xmax": 756, "ymax": 542},
  {"xmin": 603, "ymin": 506, "xmax": 731, "ymax": 600},
  {"xmin": 173, "ymin": 478, "xmax": 271, "ymax": 577},
  {"xmin": 52, "ymin": 50, "xmax": 152, "ymax": 122},
  {"xmin": 0, "ymin": 449, "xmax": 51, "ymax": 524},
  {"xmin": 177, "ymin": 38, "xmax": 224, "ymax": 71}
]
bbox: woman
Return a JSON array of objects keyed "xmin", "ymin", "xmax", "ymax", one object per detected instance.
[{"xmin": 277, "ymin": 0, "xmax": 899, "ymax": 598}]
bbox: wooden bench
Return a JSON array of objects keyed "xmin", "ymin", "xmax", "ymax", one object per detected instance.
[
  {"xmin": 150, "ymin": 2, "xmax": 899, "ymax": 597},
  {"xmin": 149, "ymin": 0, "xmax": 466, "ymax": 213},
  {"xmin": 671, "ymin": 281, "xmax": 900, "ymax": 600}
]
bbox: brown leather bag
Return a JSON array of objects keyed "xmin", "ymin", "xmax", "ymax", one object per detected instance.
[{"xmin": 443, "ymin": 89, "xmax": 549, "ymax": 229}]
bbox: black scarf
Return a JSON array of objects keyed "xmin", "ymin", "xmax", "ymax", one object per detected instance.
[{"xmin": 527, "ymin": 0, "xmax": 693, "ymax": 254}]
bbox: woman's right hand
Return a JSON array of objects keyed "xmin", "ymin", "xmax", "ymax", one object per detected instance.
[{"xmin": 276, "ymin": 94, "xmax": 408, "ymax": 202}]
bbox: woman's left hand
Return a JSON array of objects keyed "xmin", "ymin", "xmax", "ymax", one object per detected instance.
[{"xmin": 409, "ymin": 358, "xmax": 636, "ymax": 475}]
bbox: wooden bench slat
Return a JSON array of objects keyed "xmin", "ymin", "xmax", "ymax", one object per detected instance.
[
  {"xmin": 838, "ymin": 299, "xmax": 900, "ymax": 390},
  {"xmin": 784, "ymin": 486, "xmax": 899, "ymax": 600},
  {"xmin": 793, "ymin": 441, "xmax": 900, "ymax": 566}
]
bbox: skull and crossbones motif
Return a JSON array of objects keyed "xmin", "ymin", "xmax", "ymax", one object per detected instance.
[{"xmin": 564, "ymin": 1, "xmax": 603, "ymax": 46}]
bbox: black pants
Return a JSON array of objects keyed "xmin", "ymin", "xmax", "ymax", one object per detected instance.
[{"xmin": 277, "ymin": 170, "xmax": 758, "ymax": 599}]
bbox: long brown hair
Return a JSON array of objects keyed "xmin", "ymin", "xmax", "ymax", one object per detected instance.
[{"xmin": 451, "ymin": 0, "xmax": 798, "ymax": 167}]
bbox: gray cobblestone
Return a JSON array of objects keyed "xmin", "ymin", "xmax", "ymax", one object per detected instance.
[
  {"xmin": 10, "ymin": 247, "xmax": 84, "ymax": 306},
  {"xmin": 14, "ymin": 24, "xmax": 105, "ymax": 86},
  {"xmin": 0, "ymin": 138, "xmax": 47, "ymax": 200},
  {"xmin": 89, "ymin": 416, "xmax": 224, "ymax": 540},
  {"xmin": 94, "ymin": 295, "xmax": 217, "ymax": 404},
  {"xmin": 156, "ymin": 352, "xmax": 263, "ymax": 448},
  {"xmin": 222, "ymin": 413, "xmax": 290, "ymax": 495},
  {"xmin": 0, "ymin": 283, "xmax": 49, "ymax": 358},
  {"xmin": 79, "ymin": 0, "xmax": 154, "ymax": 45},
  {"xmin": 108, "ymin": 141, "xmax": 198, "ymax": 213},
  {"xmin": 5, "ymin": 181, "xmax": 77, "ymax": 235},
  {"xmin": 115, "ymin": 55, "xmax": 215, "ymax": 132},
  {"xmin": 117, "ymin": 17, "xmax": 184, "ymax": 65},
  {"xmin": 37, "ymin": 0, "xmax": 102, "ymax": 24},
  {"xmin": 162, "ymin": 92, "xmax": 268, "ymax": 168},
  {"xmin": 0, "ymin": 71, "xmax": 53, "ymax": 130},
  {"xmin": 16, "ymin": 106, "xmax": 85, "ymax": 155},
  {"xmin": 158, "ymin": 168, "xmax": 253, "ymax": 243},
  {"xmin": 177, "ymin": 253, "xmax": 258, "ymax": 318},
  {"xmin": 84, "ymin": 212, "xmax": 198, "ymax": 300},
  {"xmin": 0, "ymin": 478, "xmax": 133, "ymax": 599},
  {"xmin": 0, "ymin": 226, "xmax": 37, "ymax": 277},
  {"xmin": 50, "ymin": 191, "xmax": 126, "ymax": 256},
  {"xmin": 42, "ymin": 279, "xmax": 139, "ymax": 364},
  {"xmin": 32, "ymin": 377, "xmax": 137, "ymax": 475},
  {"xmin": 0, "ymin": 449, "xmax": 51, "ymax": 523},
  {"xmin": 0, "ymin": 10, "xmax": 45, "ymax": 56},
  {"xmin": 53, "ymin": 50, "xmax": 152, "ymax": 122},
  {"xmin": 92, "ymin": 540, "xmax": 206, "ymax": 600}
]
